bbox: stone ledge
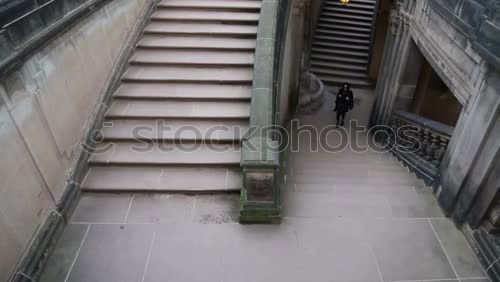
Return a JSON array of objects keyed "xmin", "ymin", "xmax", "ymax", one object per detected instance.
[{"xmin": 0, "ymin": 0, "xmax": 112, "ymax": 78}]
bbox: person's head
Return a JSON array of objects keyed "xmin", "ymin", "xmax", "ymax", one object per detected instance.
[{"xmin": 343, "ymin": 83, "xmax": 350, "ymax": 90}]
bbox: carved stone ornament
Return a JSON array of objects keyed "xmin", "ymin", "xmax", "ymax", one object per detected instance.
[
  {"xmin": 389, "ymin": 6, "xmax": 401, "ymax": 34},
  {"xmin": 292, "ymin": 0, "xmax": 306, "ymax": 9}
]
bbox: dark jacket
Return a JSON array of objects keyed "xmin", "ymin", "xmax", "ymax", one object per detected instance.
[{"xmin": 335, "ymin": 88, "xmax": 354, "ymax": 113}]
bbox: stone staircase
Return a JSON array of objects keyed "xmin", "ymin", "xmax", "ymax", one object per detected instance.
[
  {"xmin": 311, "ymin": 0, "xmax": 377, "ymax": 88},
  {"xmin": 81, "ymin": 0, "xmax": 261, "ymax": 192}
]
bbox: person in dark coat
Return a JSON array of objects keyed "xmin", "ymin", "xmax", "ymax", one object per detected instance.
[{"xmin": 334, "ymin": 83, "xmax": 354, "ymax": 126}]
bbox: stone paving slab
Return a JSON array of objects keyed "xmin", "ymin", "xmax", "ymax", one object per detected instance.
[
  {"xmin": 39, "ymin": 88, "xmax": 489, "ymax": 282},
  {"xmin": 41, "ymin": 191, "xmax": 490, "ymax": 282},
  {"xmin": 65, "ymin": 224, "xmax": 154, "ymax": 282},
  {"xmin": 71, "ymin": 193, "xmax": 133, "ymax": 223}
]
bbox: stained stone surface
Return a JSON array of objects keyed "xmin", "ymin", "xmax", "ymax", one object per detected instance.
[{"xmin": 39, "ymin": 88, "xmax": 489, "ymax": 282}]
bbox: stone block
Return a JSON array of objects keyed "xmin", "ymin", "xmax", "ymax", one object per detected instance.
[
  {"xmin": 249, "ymin": 87, "xmax": 272, "ymax": 129},
  {"xmin": 0, "ymin": 107, "xmax": 55, "ymax": 248},
  {"xmin": 0, "ymin": 210, "xmax": 24, "ymax": 282},
  {"xmin": 9, "ymin": 87, "xmax": 66, "ymax": 199},
  {"xmin": 241, "ymin": 137, "xmax": 279, "ymax": 166},
  {"xmin": 252, "ymin": 39, "xmax": 274, "ymax": 89},
  {"xmin": 257, "ymin": 0, "xmax": 277, "ymax": 39}
]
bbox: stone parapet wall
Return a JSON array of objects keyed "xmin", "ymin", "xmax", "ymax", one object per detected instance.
[{"xmin": 370, "ymin": 0, "xmax": 500, "ymax": 229}]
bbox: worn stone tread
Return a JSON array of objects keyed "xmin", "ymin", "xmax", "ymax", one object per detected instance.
[
  {"xmin": 137, "ymin": 35, "xmax": 256, "ymax": 50},
  {"xmin": 130, "ymin": 49, "xmax": 254, "ymax": 65},
  {"xmin": 317, "ymin": 22, "xmax": 372, "ymax": 33},
  {"xmin": 81, "ymin": 0, "xmax": 256, "ymax": 192},
  {"xmin": 100, "ymin": 118, "xmax": 249, "ymax": 141},
  {"xmin": 311, "ymin": 53, "xmax": 368, "ymax": 65},
  {"xmin": 314, "ymin": 34, "xmax": 370, "ymax": 45},
  {"xmin": 122, "ymin": 66, "xmax": 253, "ymax": 82},
  {"xmin": 321, "ymin": 12, "xmax": 373, "ymax": 22},
  {"xmin": 322, "ymin": 6, "xmax": 374, "ymax": 16},
  {"xmin": 106, "ymin": 100, "xmax": 250, "ymax": 119},
  {"xmin": 144, "ymin": 22, "xmax": 258, "ymax": 36},
  {"xmin": 311, "ymin": 67, "xmax": 369, "ymax": 79},
  {"xmin": 313, "ymin": 41, "xmax": 369, "ymax": 52},
  {"xmin": 158, "ymin": 0, "xmax": 261, "ymax": 10},
  {"xmin": 151, "ymin": 10, "xmax": 259, "ymax": 22},
  {"xmin": 88, "ymin": 142, "xmax": 241, "ymax": 165},
  {"xmin": 319, "ymin": 17, "xmax": 373, "ymax": 27},
  {"xmin": 114, "ymin": 83, "xmax": 252, "ymax": 100},
  {"xmin": 82, "ymin": 166, "xmax": 242, "ymax": 191},
  {"xmin": 311, "ymin": 60, "xmax": 367, "ymax": 72}
]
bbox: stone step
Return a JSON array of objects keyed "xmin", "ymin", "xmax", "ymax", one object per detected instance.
[
  {"xmin": 312, "ymin": 47, "xmax": 368, "ymax": 58},
  {"xmin": 81, "ymin": 165, "xmax": 242, "ymax": 192},
  {"xmin": 288, "ymin": 173, "xmax": 421, "ymax": 186},
  {"xmin": 114, "ymin": 83, "xmax": 252, "ymax": 100},
  {"xmin": 317, "ymin": 22, "xmax": 372, "ymax": 34},
  {"xmin": 315, "ymin": 28, "xmax": 371, "ymax": 39},
  {"xmin": 311, "ymin": 53, "xmax": 368, "ymax": 65},
  {"xmin": 323, "ymin": 1, "xmax": 375, "ymax": 11},
  {"xmin": 158, "ymin": 0, "xmax": 261, "ymax": 11},
  {"xmin": 322, "ymin": 6, "xmax": 374, "ymax": 16},
  {"xmin": 100, "ymin": 118, "xmax": 249, "ymax": 141},
  {"xmin": 320, "ymin": 12, "xmax": 373, "ymax": 23},
  {"xmin": 317, "ymin": 75, "xmax": 372, "ymax": 88},
  {"xmin": 106, "ymin": 99, "xmax": 250, "ymax": 119},
  {"xmin": 311, "ymin": 67, "xmax": 369, "ymax": 79},
  {"xmin": 130, "ymin": 49, "xmax": 254, "ymax": 66},
  {"xmin": 88, "ymin": 141, "xmax": 241, "ymax": 165},
  {"xmin": 151, "ymin": 9, "xmax": 259, "ymax": 22},
  {"xmin": 319, "ymin": 17, "xmax": 372, "ymax": 28},
  {"xmin": 311, "ymin": 60, "xmax": 367, "ymax": 72},
  {"xmin": 121, "ymin": 66, "xmax": 253, "ymax": 83},
  {"xmin": 137, "ymin": 35, "xmax": 256, "ymax": 50},
  {"xmin": 314, "ymin": 34, "xmax": 370, "ymax": 46},
  {"xmin": 330, "ymin": 0, "xmax": 376, "ymax": 4},
  {"xmin": 312, "ymin": 41, "xmax": 369, "ymax": 52},
  {"xmin": 144, "ymin": 22, "xmax": 257, "ymax": 37}
]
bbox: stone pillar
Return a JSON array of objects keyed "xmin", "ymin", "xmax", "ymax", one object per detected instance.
[
  {"xmin": 439, "ymin": 66, "xmax": 500, "ymax": 220},
  {"xmin": 292, "ymin": 0, "xmax": 312, "ymax": 91},
  {"xmin": 370, "ymin": 0, "xmax": 414, "ymax": 126}
]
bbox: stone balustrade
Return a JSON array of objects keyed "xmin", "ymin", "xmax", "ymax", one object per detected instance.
[{"xmin": 379, "ymin": 110, "xmax": 454, "ymax": 189}]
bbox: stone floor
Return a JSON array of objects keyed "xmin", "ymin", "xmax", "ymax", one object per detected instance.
[{"xmin": 40, "ymin": 89, "xmax": 490, "ymax": 282}]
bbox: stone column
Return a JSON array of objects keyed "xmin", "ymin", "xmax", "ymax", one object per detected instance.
[{"xmin": 370, "ymin": 0, "xmax": 414, "ymax": 126}]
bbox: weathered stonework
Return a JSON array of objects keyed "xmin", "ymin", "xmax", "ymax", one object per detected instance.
[
  {"xmin": 370, "ymin": 2, "xmax": 500, "ymax": 278},
  {"xmin": 372, "ymin": 0, "xmax": 499, "ymax": 218},
  {"xmin": 0, "ymin": 0, "xmax": 152, "ymax": 280},
  {"xmin": 240, "ymin": 0, "xmax": 283, "ymax": 223}
]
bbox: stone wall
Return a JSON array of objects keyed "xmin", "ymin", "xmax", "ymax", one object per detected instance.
[
  {"xmin": 370, "ymin": 0, "xmax": 500, "ymax": 228},
  {"xmin": 278, "ymin": 0, "xmax": 308, "ymax": 123},
  {"xmin": 0, "ymin": 0, "xmax": 147, "ymax": 280}
]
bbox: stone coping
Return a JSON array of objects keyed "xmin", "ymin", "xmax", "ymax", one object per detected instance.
[
  {"xmin": 241, "ymin": 0, "xmax": 279, "ymax": 168},
  {"xmin": 0, "ymin": 0, "xmax": 112, "ymax": 78},
  {"xmin": 394, "ymin": 110, "xmax": 454, "ymax": 136}
]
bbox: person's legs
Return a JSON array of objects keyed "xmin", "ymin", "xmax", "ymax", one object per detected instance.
[
  {"xmin": 340, "ymin": 112, "xmax": 346, "ymax": 126},
  {"xmin": 336, "ymin": 111, "xmax": 341, "ymax": 126}
]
